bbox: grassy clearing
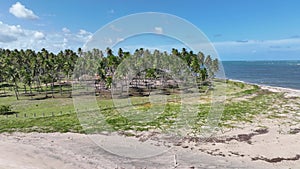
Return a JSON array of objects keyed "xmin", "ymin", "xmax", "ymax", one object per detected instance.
[
  {"xmin": 0, "ymin": 80, "xmax": 294, "ymax": 134},
  {"xmin": 0, "ymin": 114, "xmax": 83, "ymax": 133}
]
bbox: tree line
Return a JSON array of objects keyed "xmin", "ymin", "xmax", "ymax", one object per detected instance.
[
  {"xmin": 0, "ymin": 47, "xmax": 219, "ymax": 100},
  {"xmin": 0, "ymin": 48, "xmax": 77, "ymax": 100}
]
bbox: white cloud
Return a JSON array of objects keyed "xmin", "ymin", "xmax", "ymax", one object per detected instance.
[
  {"xmin": 63, "ymin": 38, "xmax": 68, "ymax": 43},
  {"xmin": 0, "ymin": 34, "xmax": 17, "ymax": 43},
  {"xmin": 0, "ymin": 21, "xmax": 24, "ymax": 42},
  {"xmin": 9, "ymin": 2, "xmax": 39, "ymax": 20},
  {"xmin": 33, "ymin": 31, "xmax": 45, "ymax": 40},
  {"xmin": 76, "ymin": 29, "xmax": 92, "ymax": 43},
  {"xmin": 0, "ymin": 22, "xmax": 47, "ymax": 49},
  {"xmin": 154, "ymin": 27, "xmax": 163, "ymax": 34},
  {"xmin": 62, "ymin": 27, "xmax": 71, "ymax": 33},
  {"xmin": 62, "ymin": 38, "xmax": 68, "ymax": 49},
  {"xmin": 0, "ymin": 21, "xmax": 92, "ymax": 53},
  {"xmin": 78, "ymin": 29, "xmax": 90, "ymax": 35}
]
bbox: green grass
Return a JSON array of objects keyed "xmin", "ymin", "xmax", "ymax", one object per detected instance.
[
  {"xmin": 194, "ymin": 84, "xmax": 282, "ymax": 130},
  {"xmin": 103, "ymin": 102, "xmax": 180, "ymax": 132},
  {"xmin": 0, "ymin": 80, "xmax": 291, "ymax": 134},
  {"xmin": 0, "ymin": 114, "xmax": 83, "ymax": 133}
]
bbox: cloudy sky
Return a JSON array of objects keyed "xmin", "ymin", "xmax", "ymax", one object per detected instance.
[{"xmin": 0, "ymin": 0, "xmax": 299, "ymax": 60}]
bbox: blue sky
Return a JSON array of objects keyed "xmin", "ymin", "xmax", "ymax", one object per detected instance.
[{"xmin": 0, "ymin": 0, "xmax": 299, "ymax": 60}]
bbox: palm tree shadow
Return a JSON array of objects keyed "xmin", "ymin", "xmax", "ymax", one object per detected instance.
[
  {"xmin": 0, "ymin": 111, "xmax": 18, "ymax": 115},
  {"xmin": 31, "ymin": 96, "xmax": 49, "ymax": 100},
  {"xmin": 0, "ymin": 94, "xmax": 13, "ymax": 97}
]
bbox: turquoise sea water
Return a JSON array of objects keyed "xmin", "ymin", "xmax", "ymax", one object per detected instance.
[{"xmin": 222, "ymin": 60, "xmax": 300, "ymax": 90}]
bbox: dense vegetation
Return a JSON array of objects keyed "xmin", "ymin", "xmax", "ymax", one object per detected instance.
[
  {"xmin": 0, "ymin": 47, "xmax": 220, "ymax": 100},
  {"xmin": 0, "ymin": 48, "xmax": 77, "ymax": 100}
]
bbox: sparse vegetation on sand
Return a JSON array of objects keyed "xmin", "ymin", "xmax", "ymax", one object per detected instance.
[{"xmin": 1, "ymin": 79, "xmax": 298, "ymax": 135}]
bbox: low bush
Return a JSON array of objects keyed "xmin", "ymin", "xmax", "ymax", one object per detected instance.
[{"xmin": 0, "ymin": 105, "xmax": 12, "ymax": 115}]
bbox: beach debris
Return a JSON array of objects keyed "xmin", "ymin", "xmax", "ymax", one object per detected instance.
[
  {"xmin": 252, "ymin": 154, "xmax": 300, "ymax": 163},
  {"xmin": 289, "ymin": 128, "xmax": 300, "ymax": 134},
  {"xmin": 173, "ymin": 154, "xmax": 179, "ymax": 168}
]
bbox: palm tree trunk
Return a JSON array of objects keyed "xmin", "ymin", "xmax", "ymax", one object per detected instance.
[
  {"xmin": 29, "ymin": 84, "xmax": 33, "ymax": 99},
  {"xmin": 37, "ymin": 77, "xmax": 42, "ymax": 94},
  {"xmin": 67, "ymin": 73, "xmax": 72, "ymax": 98},
  {"xmin": 45, "ymin": 83, "xmax": 48, "ymax": 98},
  {"xmin": 34, "ymin": 81, "xmax": 38, "ymax": 92},
  {"xmin": 13, "ymin": 80, "xmax": 19, "ymax": 100},
  {"xmin": 3, "ymin": 85, "xmax": 6, "ymax": 94},
  {"xmin": 51, "ymin": 78, "xmax": 54, "ymax": 98},
  {"xmin": 14, "ymin": 87, "xmax": 19, "ymax": 100},
  {"xmin": 59, "ymin": 76, "xmax": 63, "ymax": 96},
  {"xmin": 24, "ymin": 85, "xmax": 27, "ymax": 94}
]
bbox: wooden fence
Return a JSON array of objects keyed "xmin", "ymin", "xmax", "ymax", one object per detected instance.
[{"xmin": 3, "ymin": 111, "xmax": 74, "ymax": 119}]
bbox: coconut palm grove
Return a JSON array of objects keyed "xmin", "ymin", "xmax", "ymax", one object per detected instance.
[{"xmin": 0, "ymin": 47, "xmax": 220, "ymax": 101}]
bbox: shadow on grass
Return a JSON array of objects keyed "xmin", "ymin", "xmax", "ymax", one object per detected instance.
[
  {"xmin": 0, "ymin": 94, "xmax": 13, "ymax": 97},
  {"xmin": 31, "ymin": 97, "xmax": 48, "ymax": 100},
  {"xmin": 0, "ymin": 111, "xmax": 18, "ymax": 115}
]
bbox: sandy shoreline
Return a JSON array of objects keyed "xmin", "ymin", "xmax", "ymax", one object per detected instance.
[
  {"xmin": 259, "ymin": 85, "xmax": 300, "ymax": 98},
  {"xmin": 228, "ymin": 78, "xmax": 300, "ymax": 98},
  {"xmin": 0, "ymin": 84, "xmax": 300, "ymax": 169}
]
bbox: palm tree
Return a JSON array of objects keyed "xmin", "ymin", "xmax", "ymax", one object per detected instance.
[
  {"xmin": 106, "ymin": 47, "xmax": 113, "ymax": 57},
  {"xmin": 56, "ymin": 51, "xmax": 65, "ymax": 95},
  {"xmin": 118, "ymin": 48, "xmax": 123, "ymax": 58},
  {"xmin": 5, "ymin": 50, "xmax": 21, "ymax": 100},
  {"xmin": 0, "ymin": 47, "xmax": 219, "ymax": 100},
  {"xmin": 77, "ymin": 48, "xmax": 82, "ymax": 57},
  {"xmin": 171, "ymin": 48, "xmax": 179, "ymax": 57},
  {"xmin": 22, "ymin": 49, "xmax": 36, "ymax": 98},
  {"xmin": 211, "ymin": 58, "xmax": 220, "ymax": 77},
  {"xmin": 197, "ymin": 52, "xmax": 205, "ymax": 67},
  {"xmin": 41, "ymin": 48, "xmax": 51, "ymax": 98}
]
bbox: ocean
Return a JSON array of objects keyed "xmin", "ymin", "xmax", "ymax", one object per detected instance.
[{"xmin": 222, "ymin": 60, "xmax": 300, "ymax": 90}]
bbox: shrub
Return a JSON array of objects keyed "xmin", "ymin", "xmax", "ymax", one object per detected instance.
[{"xmin": 0, "ymin": 105, "xmax": 12, "ymax": 115}]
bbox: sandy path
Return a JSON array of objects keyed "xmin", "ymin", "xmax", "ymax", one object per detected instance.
[
  {"xmin": 0, "ymin": 131, "xmax": 286, "ymax": 169},
  {"xmin": 0, "ymin": 133, "xmax": 270, "ymax": 169}
]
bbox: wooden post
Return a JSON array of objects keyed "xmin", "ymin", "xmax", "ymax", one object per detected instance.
[
  {"xmin": 34, "ymin": 113, "xmax": 36, "ymax": 117},
  {"xmin": 16, "ymin": 113, "xmax": 18, "ymax": 118},
  {"xmin": 174, "ymin": 154, "xmax": 179, "ymax": 168},
  {"xmin": 42, "ymin": 112, "xmax": 45, "ymax": 117},
  {"xmin": 24, "ymin": 113, "xmax": 26, "ymax": 118}
]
